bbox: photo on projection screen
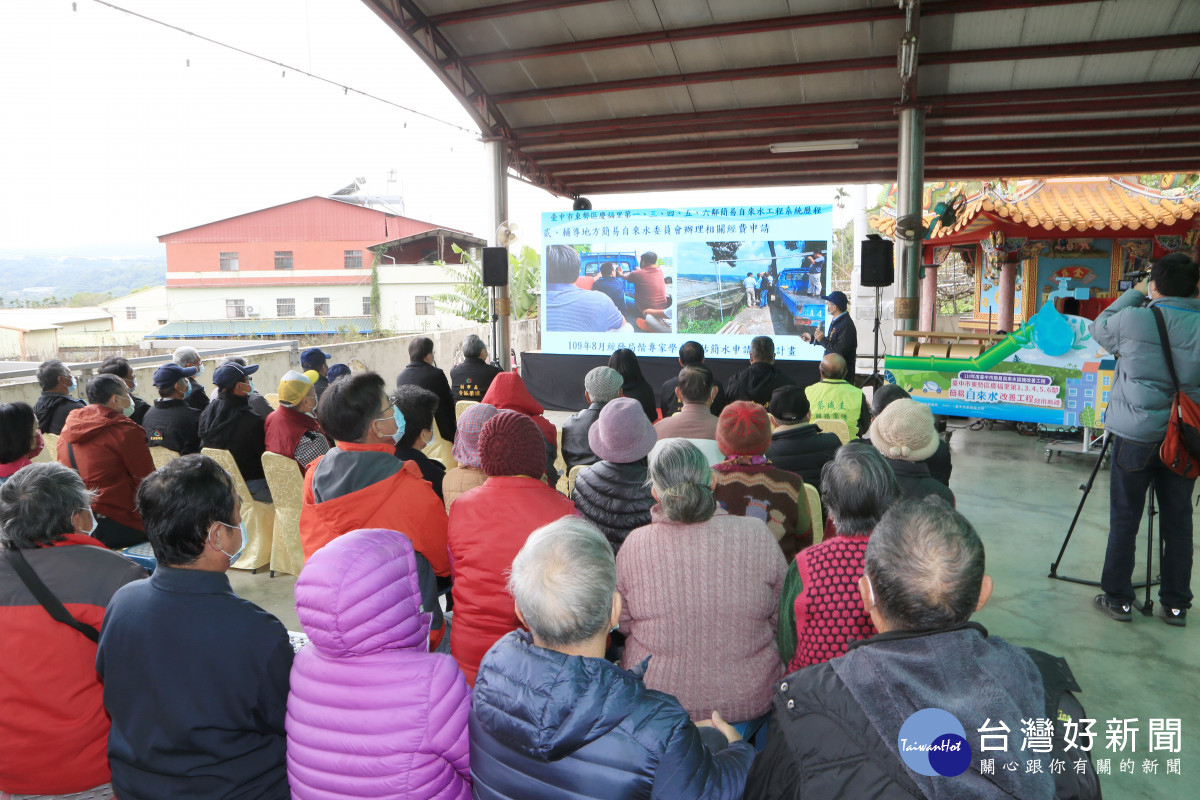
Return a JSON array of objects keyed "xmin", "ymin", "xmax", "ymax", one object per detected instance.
[{"xmin": 541, "ymin": 204, "xmax": 833, "ymax": 361}]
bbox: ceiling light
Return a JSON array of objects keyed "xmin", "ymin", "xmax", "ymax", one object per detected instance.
[{"xmin": 769, "ymin": 140, "xmax": 860, "ymax": 154}]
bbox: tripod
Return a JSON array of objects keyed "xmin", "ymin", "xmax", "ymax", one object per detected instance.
[
  {"xmin": 862, "ymin": 284, "xmax": 885, "ymax": 389},
  {"xmin": 1048, "ymin": 432, "xmax": 1161, "ymax": 615}
]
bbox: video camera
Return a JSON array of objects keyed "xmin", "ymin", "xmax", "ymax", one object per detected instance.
[{"xmin": 1117, "ymin": 269, "xmax": 1149, "ymax": 292}]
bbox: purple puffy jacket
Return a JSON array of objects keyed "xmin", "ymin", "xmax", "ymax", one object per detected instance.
[{"xmin": 286, "ymin": 528, "xmax": 471, "ymax": 799}]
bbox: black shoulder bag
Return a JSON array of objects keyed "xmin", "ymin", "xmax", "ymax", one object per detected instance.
[{"xmin": 4, "ymin": 548, "xmax": 100, "ymax": 642}]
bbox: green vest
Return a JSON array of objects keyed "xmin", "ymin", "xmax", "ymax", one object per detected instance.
[{"xmin": 804, "ymin": 379, "xmax": 864, "ymax": 437}]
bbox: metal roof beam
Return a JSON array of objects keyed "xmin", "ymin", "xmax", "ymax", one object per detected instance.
[
  {"xmin": 429, "ymin": 0, "xmax": 610, "ymax": 26},
  {"xmin": 492, "ymin": 34, "xmax": 1200, "ymax": 104}
]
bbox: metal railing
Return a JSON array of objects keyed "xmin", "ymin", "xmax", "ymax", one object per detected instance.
[{"xmin": 0, "ymin": 340, "xmax": 300, "ymax": 382}]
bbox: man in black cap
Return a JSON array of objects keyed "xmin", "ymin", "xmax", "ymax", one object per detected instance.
[
  {"xmin": 198, "ymin": 362, "xmax": 271, "ymax": 501},
  {"xmin": 300, "ymin": 348, "xmax": 332, "ymax": 400},
  {"xmin": 142, "ymin": 363, "xmax": 202, "ymax": 455},
  {"xmin": 802, "ymin": 290, "xmax": 858, "ymax": 380},
  {"xmin": 765, "ymin": 386, "xmax": 842, "ymax": 490}
]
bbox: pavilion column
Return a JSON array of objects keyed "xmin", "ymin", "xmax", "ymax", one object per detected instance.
[
  {"xmin": 997, "ymin": 260, "xmax": 1017, "ymax": 332},
  {"xmin": 920, "ymin": 263, "xmax": 938, "ymax": 332},
  {"xmin": 489, "ymin": 140, "xmax": 512, "ymax": 371},
  {"xmin": 894, "ymin": 106, "xmax": 925, "ymax": 353}
]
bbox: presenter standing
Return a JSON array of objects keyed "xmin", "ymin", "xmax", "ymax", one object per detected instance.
[{"xmin": 802, "ymin": 291, "xmax": 857, "ymax": 380}]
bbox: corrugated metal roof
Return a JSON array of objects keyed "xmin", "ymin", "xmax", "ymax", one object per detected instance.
[
  {"xmin": 146, "ymin": 317, "xmax": 373, "ymax": 339},
  {"xmin": 361, "ymin": 0, "xmax": 1200, "ymax": 195}
]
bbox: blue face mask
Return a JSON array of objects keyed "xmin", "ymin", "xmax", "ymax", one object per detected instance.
[
  {"xmin": 182, "ymin": 380, "xmax": 193, "ymax": 398},
  {"xmin": 216, "ymin": 521, "xmax": 247, "ymax": 566},
  {"xmin": 374, "ymin": 405, "xmax": 405, "ymax": 445}
]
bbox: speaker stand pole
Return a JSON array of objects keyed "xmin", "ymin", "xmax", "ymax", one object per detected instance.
[{"xmin": 863, "ymin": 285, "xmax": 885, "ymax": 388}]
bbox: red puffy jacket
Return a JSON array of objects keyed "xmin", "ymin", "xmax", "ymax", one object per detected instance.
[
  {"xmin": 448, "ymin": 476, "xmax": 575, "ymax": 685},
  {"xmin": 57, "ymin": 405, "xmax": 155, "ymax": 531},
  {"xmin": 481, "ymin": 373, "xmax": 556, "ymax": 447}
]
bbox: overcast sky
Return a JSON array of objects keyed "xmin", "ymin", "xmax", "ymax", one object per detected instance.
[{"xmin": 0, "ymin": 0, "xmax": 843, "ymax": 258}]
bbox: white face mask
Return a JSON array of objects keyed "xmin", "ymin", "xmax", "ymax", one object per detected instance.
[
  {"xmin": 864, "ymin": 574, "xmax": 876, "ymax": 610},
  {"xmin": 78, "ymin": 508, "xmax": 98, "ymax": 536}
]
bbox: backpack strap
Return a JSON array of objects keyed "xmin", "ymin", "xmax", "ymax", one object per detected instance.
[
  {"xmin": 4, "ymin": 548, "xmax": 100, "ymax": 642},
  {"xmin": 1150, "ymin": 305, "xmax": 1182, "ymax": 394},
  {"xmin": 66, "ymin": 441, "xmax": 79, "ymax": 471}
]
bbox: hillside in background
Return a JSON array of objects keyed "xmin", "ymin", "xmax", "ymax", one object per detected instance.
[{"xmin": 0, "ymin": 255, "xmax": 167, "ymax": 306}]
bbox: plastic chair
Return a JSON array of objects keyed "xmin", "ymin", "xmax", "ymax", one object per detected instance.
[
  {"xmin": 813, "ymin": 418, "xmax": 851, "ymax": 445},
  {"xmin": 260, "ymin": 452, "xmax": 305, "ymax": 578},
  {"xmin": 455, "ymin": 400, "xmax": 478, "ymax": 420},
  {"xmin": 264, "ymin": 392, "xmax": 281, "ymax": 410},
  {"xmin": 42, "ymin": 434, "xmax": 60, "ymax": 464},
  {"xmin": 424, "ymin": 419, "xmax": 458, "ymax": 470},
  {"xmin": 150, "ymin": 447, "xmax": 180, "ymax": 470},
  {"xmin": 564, "ymin": 464, "xmax": 585, "ymax": 497},
  {"xmin": 805, "ymin": 484, "xmax": 824, "ymax": 545},
  {"xmin": 201, "ymin": 448, "xmax": 274, "ymax": 572},
  {"xmin": 554, "ymin": 427, "xmax": 566, "ymax": 478}
]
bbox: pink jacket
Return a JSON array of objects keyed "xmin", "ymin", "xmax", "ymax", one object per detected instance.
[{"xmin": 286, "ymin": 529, "xmax": 471, "ymax": 800}]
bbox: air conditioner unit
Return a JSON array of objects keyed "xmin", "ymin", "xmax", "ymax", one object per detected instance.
[{"xmin": 246, "ymin": 305, "xmax": 260, "ymax": 316}]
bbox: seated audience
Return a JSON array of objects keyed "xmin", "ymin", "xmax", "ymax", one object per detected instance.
[
  {"xmin": 544, "ymin": 244, "xmax": 628, "ymax": 333},
  {"xmin": 0, "ymin": 402, "xmax": 43, "ymax": 484},
  {"xmin": 300, "ymin": 347, "xmax": 332, "ymax": 399},
  {"xmin": 142, "ymin": 363, "xmax": 202, "ymax": 455},
  {"xmin": 712, "ymin": 401, "xmax": 811, "ymax": 562},
  {"xmin": 869, "ymin": 398, "xmax": 955, "ymax": 505},
  {"xmin": 173, "ymin": 346, "xmax": 210, "ymax": 411},
  {"xmin": 470, "ymin": 517, "xmax": 755, "ymax": 799},
  {"xmin": 34, "ymin": 358, "xmax": 85, "ymax": 434},
  {"xmin": 199, "ymin": 362, "xmax": 271, "ymax": 501},
  {"xmin": 804, "ymin": 354, "xmax": 870, "ymax": 438},
  {"xmin": 743, "ymin": 498, "xmax": 1053, "ymax": 800},
  {"xmin": 572, "ymin": 398, "xmax": 658, "ymax": 552},
  {"xmin": 444, "ymin": 402, "xmax": 499, "ymax": 509},
  {"xmin": 287, "ymin": 529, "xmax": 471, "ymax": 799},
  {"xmin": 725, "ymin": 336, "xmax": 794, "ymax": 407},
  {"xmin": 765, "ymin": 386, "xmax": 841, "ymax": 488},
  {"xmin": 97, "ymin": 455, "xmax": 293, "ymax": 799},
  {"xmin": 561, "ymin": 365, "xmax": 623, "ymax": 473},
  {"xmin": 450, "ymin": 333, "xmax": 501, "ymax": 402},
  {"xmin": 608, "ymin": 347, "xmax": 658, "ymax": 423},
  {"xmin": 58, "ymin": 374, "xmax": 154, "ymax": 548},
  {"xmin": 98, "ymin": 356, "xmax": 150, "ymax": 425},
  {"xmin": 224, "ymin": 355, "xmax": 274, "ymax": 418},
  {"xmin": 299, "ymin": 371, "xmax": 449, "ymax": 645},
  {"xmin": 393, "ymin": 384, "xmax": 447, "ymax": 500},
  {"xmin": 871, "ymin": 382, "xmax": 953, "ymax": 486},
  {"xmin": 264, "ymin": 370, "xmax": 329, "ymax": 474},
  {"xmin": 326, "ymin": 363, "xmax": 351, "ymax": 383},
  {"xmin": 481, "ymin": 371, "xmax": 559, "ymax": 483},
  {"xmin": 449, "ymin": 411, "xmax": 575, "ymax": 685},
  {"xmin": 396, "ymin": 336, "xmax": 457, "ymax": 444},
  {"xmin": 779, "ymin": 444, "xmax": 900, "ymax": 670},
  {"xmin": 619, "ymin": 440, "xmax": 785, "ymax": 728},
  {"xmin": 0, "ymin": 463, "xmax": 146, "ymax": 799},
  {"xmin": 654, "ymin": 364, "xmax": 720, "ymax": 441},
  {"xmin": 660, "ymin": 341, "xmax": 728, "ymax": 418}
]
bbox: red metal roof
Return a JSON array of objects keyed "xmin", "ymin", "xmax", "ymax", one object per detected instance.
[{"xmin": 361, "ymin": 0, "xmax": 1200, "ymax": 196}]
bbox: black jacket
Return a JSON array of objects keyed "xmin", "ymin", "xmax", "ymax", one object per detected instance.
[
  {"xmin": 660, "ymin": 375, "xmax": 728, "ymax": 419},
  {"xmin": 129, "ymin": 394, "xmax": 150, "ymax": 427},
  {"xmin": 142, "ymin": 399, "xmax": 202, "ymax": 455},
  {"xmin": 313, "ymin": 375, "xmax": 330, "ymax": 400},
  {"xmin": 396, "ymin": 361, "xmax": 457, "ymax": 443},
  {"xmin": 819, "ymin": 312, "xmax": 858, "ymax": 379},
  {"xmin": 394, "ymin": 444, "xmax": 446, "ymax": 500},
  {"xmin": 927, "ymin": 438, "xmax": 953, "ymax": 487},
  {"xmin": 886, "ymin": 457, "xmax": 955, "ymax": 506},
  {"xmin": 561, "ymin": 402, "xmax": 603, "ymax": 474},
  {"xmin": 198, "ymin": 392, "xmax": 267, "ymax": 482},
  {"xmin": 571, "ymin": 460, "xmax": 654, "ymax": 551},
  {"xmin": 620, "ymin": 379, "xmax": 658, "ymax": 423},
  {"xmin": 34, "ymin": 391, "xmax": 86, "ymax": 434},
  {"xmin": 766, "ymin": 424, "xmax": 842, "ymax": 488},
  {"xmin": 185, "ymin": 377, "xmax": 210, "ymax": 412},
  {"xmin": 450, "ymin": 357, "xmax": 501, "ymax": 403},
  {"xmin": 248, "ymin": 392, "xmax": 273, "ymax": 420},
  {"xmin": 725, "ymin": 362, "xmax": 795, "ymax": 408}
]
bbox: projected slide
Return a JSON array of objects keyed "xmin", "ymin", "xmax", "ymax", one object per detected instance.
[{"xmin": 541, "ymin": 203, "xmax": 833, "ymax": 361}]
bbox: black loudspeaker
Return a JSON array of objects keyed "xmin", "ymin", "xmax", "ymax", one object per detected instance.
[
  {"xmin": 482, "ymin": 247, "xmax": 509, "ymax": 287},
  {"xmin": 861, "ymin": 240, "xmax": 895, "ymax": 287}
]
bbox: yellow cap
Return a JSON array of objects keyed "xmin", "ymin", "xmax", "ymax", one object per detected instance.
[{"xmin": 278, "ymin": 370, "xmax": 314, "ymax": 406}]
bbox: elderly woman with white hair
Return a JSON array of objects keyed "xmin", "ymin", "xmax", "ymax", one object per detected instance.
[
  {"xmin": 470, "ymin": 517, "xmax": 755, "ymax": 800},
  {"xmin": 617, "ymin": 439, "xmax": 786, "ymax": 737}
]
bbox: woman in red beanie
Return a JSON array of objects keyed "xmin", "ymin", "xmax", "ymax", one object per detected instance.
[
  {"xmin": 712, "ymin": 401, "xmax": 811, "ymax": 562},
  {"xmin": 447, "ymin": 410, "xmax": 575, "ymax": 685}
]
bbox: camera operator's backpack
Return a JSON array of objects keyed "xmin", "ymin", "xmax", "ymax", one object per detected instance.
[{"xmin": 1151, "ymin": 306, "xmax": 1200, "ymax": 479}]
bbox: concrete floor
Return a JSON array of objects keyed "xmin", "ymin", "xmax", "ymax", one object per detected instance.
[{"xmin": 230, "ymin": 421, "xmax": 1200, "ymax": 798}]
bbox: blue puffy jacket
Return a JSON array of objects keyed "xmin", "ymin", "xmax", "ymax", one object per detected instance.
[{"xmin": 470, "ymin": 631, "xmax": 755, "ymax": 800}]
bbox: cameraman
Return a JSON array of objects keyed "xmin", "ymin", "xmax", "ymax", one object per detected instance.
[{"xmin": 1089, "ymin": 254, "xmax": 1200, "ymax": 626}]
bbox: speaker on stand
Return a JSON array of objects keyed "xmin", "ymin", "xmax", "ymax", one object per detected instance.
[
  {"xmin": 860, "ymin": 236, "xmax": 895, "ymax": 389},
  {"xmin": 482, "ymin": 247, "xmax": 510, "ymax": 370}
]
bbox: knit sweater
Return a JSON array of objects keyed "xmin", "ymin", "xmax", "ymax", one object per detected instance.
[
  {"xmin": 617, "ymin": 507, "xmax": 786, "ymax": 723},
  {"xmin": 711, "ymin": 457, "xmax": 811, "ymax": 562},
  {"xmin": 788, "ymin": 535, "xmax": 876, "ymax": 671}
]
